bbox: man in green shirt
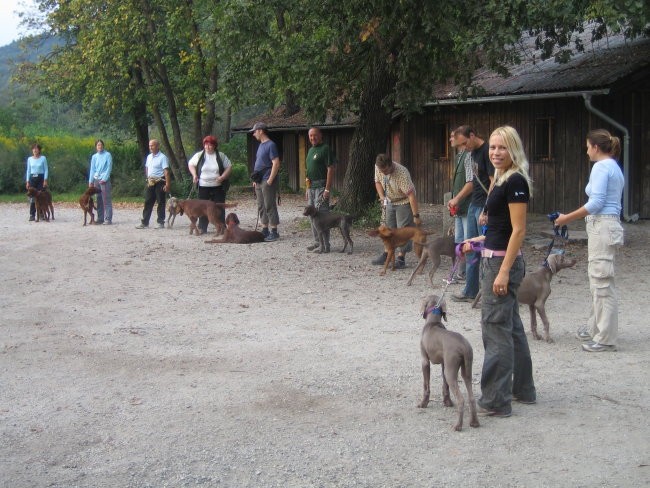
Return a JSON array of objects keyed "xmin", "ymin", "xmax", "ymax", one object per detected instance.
[{"xmin": 305, "ymin": 127, "xmax": 336, "ymax": 252}]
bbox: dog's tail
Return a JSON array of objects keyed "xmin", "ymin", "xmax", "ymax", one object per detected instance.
[{"xmin": 214, "ymin": 202, "xmax": 238, "ymax": 208}]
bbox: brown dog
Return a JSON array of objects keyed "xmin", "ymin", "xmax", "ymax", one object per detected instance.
[
  {"xmin": 27, "ymin": 187, "xmax": 54, "ymax": 222},
  {"xmin": 418, "ymin": 295, "xmax": 480, "ymax": 431},
  {"xmin": 205, "ymin": 212, "xmax": 265, "ymax": 244},
  {"xmin": 367, "ymin": 225, "xmax": 431, "ymax": 275},
  {"xmin": 175, "ymin": 198, "xmax": 237, "ymax": 235},
  {"xmin": 302, "ymin": 204, "xmax": 354, "ymax": 254},
  {"xmin": 406, "ymin": 236, "xmax": 457, "ymax": 287},
  {"xmin": 79, "ymin": 186, "xmax": 101, "ymax": 226}
]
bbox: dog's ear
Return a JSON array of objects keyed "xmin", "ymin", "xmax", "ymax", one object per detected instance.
[
  {"xmin": 547, "ymin": 254, "xmax": 558, "ymax": 274},
  {"xmin": 438, "ymin": 298, "xmax": 447, "ymax": 318}
]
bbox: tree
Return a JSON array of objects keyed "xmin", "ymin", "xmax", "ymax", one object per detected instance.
[{"xmin": 218, "ymin": 0, "xmax": 648, "ymax": 213}]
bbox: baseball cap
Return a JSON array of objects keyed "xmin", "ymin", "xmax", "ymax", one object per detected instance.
[{"xmin": 249, "ymin": 122, "xmax": 268, "ymax": 132}]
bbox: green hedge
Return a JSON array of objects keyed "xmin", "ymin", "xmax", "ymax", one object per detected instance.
[{"xmin": 0, "ymin": 135, "xmax": 250, "ymax": 197}]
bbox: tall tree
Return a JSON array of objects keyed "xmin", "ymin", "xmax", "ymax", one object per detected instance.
[{"xmin": 219, "ymin": 0, "xmax": 648, "ymax": 212}]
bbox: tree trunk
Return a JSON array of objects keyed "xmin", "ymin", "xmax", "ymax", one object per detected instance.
[
  {"xmin": 338, "ymin": 59, "xmax": 395, "ymax": 214},
  {"xmin": 130, "ymin": 66, "xmax": 150, "ymax": 163},
  {"xmin": 223, "ymin": 106, "xmax": 232, "ymax": 143}
]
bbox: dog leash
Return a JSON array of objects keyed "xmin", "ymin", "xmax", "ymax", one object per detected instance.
[{"xmin": 544, "ymin": 212, "xmax": 569, "ymax": 265}]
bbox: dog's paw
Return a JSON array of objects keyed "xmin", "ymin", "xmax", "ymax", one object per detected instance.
[
  {"xmin": 545, "ymin": 336, "xmax": 554, "ymax": 343},
  {"xmin": 417, "ymin": 400, "xmax": 429, "ymax": 408},
  {"xmin": 452, "ymin": 423, "xmax": 462, "ymax": 432},
  {"xmin": 470, "ymin": 419, "xmax": 480, "ymax": 428}
]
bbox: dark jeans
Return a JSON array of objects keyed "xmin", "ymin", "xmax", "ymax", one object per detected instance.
[
  {"xmin": 479, "ymin": 255, "xmax": 536, "ymax": 410},
  {"xmin": 198, "ymin": 185, "xmax": 226, "ymax": 233},
  {"xmin": 28, "ymin": 174, "xmax": 45, "ymax": 218},
  {"xmin": 142, "ymin": 181, "xmax": 167, "ymax": 225}
]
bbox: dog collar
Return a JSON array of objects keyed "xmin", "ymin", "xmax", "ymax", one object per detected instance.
[{"xmin": 423, "ymin": 306, "xmax": 442, "ymax": 319}]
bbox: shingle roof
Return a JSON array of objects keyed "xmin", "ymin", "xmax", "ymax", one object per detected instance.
[{"xmin": 232, "ymin": 105, "xmax": 357, "ymax": 133}]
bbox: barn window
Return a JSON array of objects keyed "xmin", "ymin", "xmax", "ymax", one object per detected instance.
[
  {"xmin": 430, "ymin": 122, "xmax": 449, "ymax": 159},
  {"xmin": 534, "ymin": 117, "xmax": 554, "ymax": 160}
]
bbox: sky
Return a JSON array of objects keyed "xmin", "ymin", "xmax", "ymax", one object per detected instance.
[{"xmin": 0, "ymin": 0, "xmax": 31, "ymax": 48}]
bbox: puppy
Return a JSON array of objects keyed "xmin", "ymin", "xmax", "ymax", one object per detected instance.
[
  {"xmin": 167, "ymin": 196, "xmax": 180, "ymax": 228},
  {"xmin": 406, "ymin": 236, "xmax": 457, "ymax": 287},
  {"xmin": 79, "ymin": 186, "xmax": 101, "ymax": 226},
  {"xmin": 175, "ymin": 199, "xmax": 237, "ymax": 235},
  {"xmin": 205, "ymin": 212, "xmax": 265, "ymax": 244},
  {"xmin": 367, "ymin": 224, "xmax": 431, "ymax": 275},
  {"xmin": 302, "ymin": 204, "xmax": 354, "ymax": 254},
  {"xmin": 27, "ymin": 187, "xmax": 54, "ymax": 222},
  {"xmin": 418, "ymin": 295, "xmax": 479, "ymax": 431}
]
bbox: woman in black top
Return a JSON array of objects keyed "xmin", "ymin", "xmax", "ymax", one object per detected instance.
[{"xmin": 460, "ymin": 125, "xmax": 536, "ymax": 417}]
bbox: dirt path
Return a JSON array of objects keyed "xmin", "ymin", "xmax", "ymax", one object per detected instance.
[{"xmin": 1, "ymin": 197, "xmax": 648, "ymax": 487}]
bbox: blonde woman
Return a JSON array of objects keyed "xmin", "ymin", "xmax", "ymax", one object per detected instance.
[
  {"xmin": 555, "ymin": 129, "xmax": 624, "ymax": 352},
  {"xmin": 460, "ymin": 125, "xmax": 536, "ymax": 417}
]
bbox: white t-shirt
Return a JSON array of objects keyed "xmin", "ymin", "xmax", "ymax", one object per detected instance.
[{"xmin": 188, "ymin": 150, "xmax": 232, "ymax": 187}]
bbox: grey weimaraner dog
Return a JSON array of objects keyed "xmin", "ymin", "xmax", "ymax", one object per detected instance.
[
  {"xmin": 472, "ymin": 253, "xmax": 577, "ymax": 342},
  {"xmin": 418, "ymin": 295, "xmax": 480, "ymax": 431},
  {"xmin": 406, "ymin": 236, "xmax": 457, "ymax": 287},
  {"xmin": 302, "ymin": 204, "xmax": 354, "ymax": 254}
]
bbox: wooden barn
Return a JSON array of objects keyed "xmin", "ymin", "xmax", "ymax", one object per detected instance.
[{"xmin": 234, "ymin": 32, "xmax": 650, "ymax": 219}]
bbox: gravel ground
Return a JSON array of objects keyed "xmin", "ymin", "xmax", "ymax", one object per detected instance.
[{"xmin": 1, "ymin": 196, "xmax": 648, "ymax": 487}]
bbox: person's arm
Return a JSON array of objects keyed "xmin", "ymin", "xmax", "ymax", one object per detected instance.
[
  {"xmin": 267, "ymin": 157, "xmax": 281, "ymax": 185},
  {"xmin": 88, "ymin": 155, "xmax": 95, "ymax": 187},
  {"xmin": 217, "ymin": 153, "xmax": 233, "ymax": 183},
  {"xmin": 43, "ymin": 157, "xmax": 49, "ymax": 187},
  {"xmin": 556, "ymin": 164, "xmax": 606, "ymax": 226},
  {"xmin": 448, "ymin": 181, "xmax": 473, "ymax": 208},
  {"xmin": 323, "ymin": 165, "xmax": 335, "ymax": 199},
  {"xmin": 102, "ymin": 153, "xmax": 113, "ymax": 182},
  {"xmin": 163, "ymin": 168, "xmax": 171, "ymax": 193},
  {"xmin": 492, "ymin": 202, "xmax": 527, "ymax": 294},
  {"xmin": 555, "ymin": 206, "xmax": 588, "ymax": 227},
  {"xmin": 407, "ymin": 191, "xmax": 421, "ymax": 225},
  {"xmin": 187, "ymin": 152, "xmax": 199, "ymax": 184}
]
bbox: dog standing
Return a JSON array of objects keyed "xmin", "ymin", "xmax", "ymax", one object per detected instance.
[
  {"xmin": 406, "ymin": 236, "xmax": 457, "ymax": 287},
  {"xmin": 167, "ymin": 196, "xmax": 180, "ymax": 228},
  {"xmin": 471, "ymin": 253, "xmax": 576, "ymax": 342},
  {"xmin": 27, "ymin": 188, "xmax": 54, "ymax": 222},
  {"xmin": 418, "ymin": 295, "xmax": 480, "ymax": 431},
  {"xmin": 367, "ymin": 225, "xmax": 431, "ymax": 275},
  {"xmin": 302, "ymin": 204, "xmax": 354, "ymax": 254},
  {"xmin": 205, "ymin": 212, "xmax": 265, "ymax": 244},
  {"xmin": 79, "ymin": 186, "xmax": 101, "ymax": 226},
  {"xmin": 175, "ymin": 199, "xmax": 237, "ymax": 235}
]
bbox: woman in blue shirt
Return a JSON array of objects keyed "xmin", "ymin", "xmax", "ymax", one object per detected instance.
[
  {"xmin": 25, "ymin": 143, "xmax": 49, "ymax": 221},
  {"xmin": 556, "ymin": 129, "xmax": 625, "ymax": 352},
  {"xmin": 88, "ymin": 139, "xmax": 113, "ymax": 225}
]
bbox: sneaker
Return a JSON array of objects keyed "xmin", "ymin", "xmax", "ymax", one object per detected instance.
[
  {"xmin": 451, "ymin": 293, "xmax": 475, "ymax": 303},
  {"xmin": 135, "ymin": 223, "xmax": 148, "ymax": 229},
  {"xmin": 94, "ymin": 220, "xmax": 104, "ymax": 225},
  {"xmin": 394, "ymin": 256, "xmax": 406, "ymax": 269},
  {"xmin": 262, "ymin": 228, "xmax": 270, "ymax": 238},
  {"xmin": 29, "ymin": 216, "xmax": 35, "ymax": 221},
  {"xmin": 103, "ymin": 221, "xmax": 112, "ymax": 225},
  {"xmin": 155, "ymin": 223, "xmax": 165, "ymax": 229},
  {"xmin": 371, "ymin": 252, "xmax": 388, "ymax": 265},
  {"xmin": 575, "ymin": 327, "xmax": 592, "ymax": 341},
  {"xmin": 478, "ymin": 406, "xmax": 512, "ymax": 418},
  {"xmin": 582, "ymin": 342, "xmax": 617, "ymax": 352},
  {"xmin": 307, "ymin": 243, "xmax": 320, "ymax": 251},
  {"xmin": 264, "ymin": 230, "xmax": 279, "ymax": 242}
]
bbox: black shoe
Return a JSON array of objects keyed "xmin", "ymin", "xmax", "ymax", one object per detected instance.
[
  {"xmin": 513, "ymin": 396, "xmax": 536, "ymax": 405},
  {"xmin": 262, "ymin": 228, "xmax": 270, "ymax": 238},
  {"xmin": 371, "ymin": 252, "xmax": 388, "ymax": 265},
  {"xmin": 265, "ymin": 230, "xmax": 279, "ymax": 242},
  {"xmin": 29, "ymin": 215, "xmax": 35, "ymax": 221},
  {"xmin": 394, "ymin": 256, "xmax": 406, "ymax": 269},
  {"xmin": 478, "ymin": 406, "xmax": 512, "ymax": 417},
  {"xmin": 451, "ymin": 293, "xmax": 475, "ymax": 303}
]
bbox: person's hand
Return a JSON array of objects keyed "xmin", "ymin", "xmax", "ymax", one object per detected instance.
[
  {"xmin": 89, "ymin": 182, "xmax": 94, "ymax": 188},
  {"xmin": 414, "ymin": 216, "xmax": 421, "ymax": 226},
  {"xmin": 164, "ymin": 183, "xmax": 170, "ymax": 193},
  {"xmin": 447, "ymin": 197, "xmax": 457, "ymax": 209},
  {"xmin": 193, "ymin": 175, "xmax": 199, "ymax": 184},
  {"xmin": 554, "ymin": 213, "xmax": 568, "ymax": 226},
  {"xmin": 493, "ymin": 271, "xmax": 510, "ymax": 296},
  {"xmin": 267, "ymin": 178, "xmax": 274, "ymax": 185},
  {"xmin": 43, "ymin": 180, "xmax": 48, "ymax": 188},
  {"xmin": 25, "ymin": 182, "xmax": 30, "ymax": 190},
  {"xmin": 479, "ymin": 212, "xmax": 488, "ymax": 226}
]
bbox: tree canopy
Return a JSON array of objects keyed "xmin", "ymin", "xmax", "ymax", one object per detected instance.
[{"xmin": 18, "ymin": 0, "xmax": 649, "ymax": 210}]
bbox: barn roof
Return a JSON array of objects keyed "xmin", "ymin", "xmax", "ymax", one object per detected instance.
[{"xmin": 234, "ymin": 28, "xmax": 649, "ymax": 131}]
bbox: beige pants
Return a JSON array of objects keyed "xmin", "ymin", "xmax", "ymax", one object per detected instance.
[{"xmin": 586, "ymin": 215, "xmax": 624, "ymax": 345}]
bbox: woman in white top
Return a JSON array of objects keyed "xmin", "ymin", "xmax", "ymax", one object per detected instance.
[{"xmin": 188, "ymin": 135, "xmax": 232, "ymax": 233}]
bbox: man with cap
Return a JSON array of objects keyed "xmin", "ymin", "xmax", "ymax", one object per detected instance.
[{"xmin": 250, "ymin": 122, "xmax": 281, "ymax": 241}]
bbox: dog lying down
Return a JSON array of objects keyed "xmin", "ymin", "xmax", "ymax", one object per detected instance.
[{"xmin": 205, "ymin": 212, "xmax": 265, "ymax": 244}]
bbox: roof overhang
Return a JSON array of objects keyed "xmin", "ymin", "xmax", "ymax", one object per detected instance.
[{"xmin": 424, "ymin": 89, "xmax": 610, "ymax": 106}]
